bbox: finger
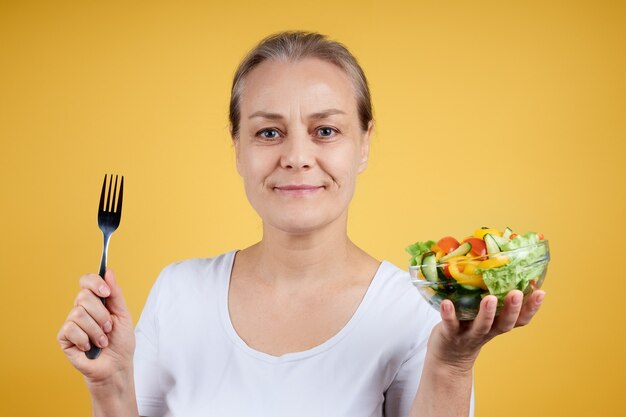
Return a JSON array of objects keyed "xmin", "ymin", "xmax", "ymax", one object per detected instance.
[
  {"xmin": 58, "ymin": 320, "xmax": 92, "ymax": 352},
  {"xmin": 102, "ymin": 269, "xmax": 130, "ymax": 317},
  {"xmin": 439, "ymin": 300, "xmax": 460, "ymax": 334},
  {"xmin": 516, "ymin": 290, "xmax": 545, "ymax": 327},
  {"xmin": 493, "ymin": 290, "xmax": 523, "ymax": 333},
  {"xmin": 471, "ymin": 295, "xmax": 497, "ymax": 336},
  {"xmin": 78, "ymin": 273, "xmax": 111, "ymax": 299},
  {"xmin": 74, "ymin": 288, "xmax": 113, "ymax": 333},
  {"xmin": 67, "ymin": 306, "xmax": 109, "ymax": 348}
]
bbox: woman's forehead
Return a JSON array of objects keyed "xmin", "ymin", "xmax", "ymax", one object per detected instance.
[{"xmin": 239, "ymin": 58, "xmax": 358, "ymax": 118}]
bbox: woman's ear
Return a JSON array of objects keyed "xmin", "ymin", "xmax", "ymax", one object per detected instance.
[{"xmin": 358, "ymin": 120, "xmax": 374, "ymax": 173}]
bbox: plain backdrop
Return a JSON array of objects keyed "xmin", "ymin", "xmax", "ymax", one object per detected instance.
[{"xmin": 1, "ymin": 0, "xmax": 625, "ymax": 416}]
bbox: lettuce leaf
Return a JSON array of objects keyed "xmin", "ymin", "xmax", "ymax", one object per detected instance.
[
  {"xmin": 405, "ymin": 240, "xmax": 436, "ymax": 266},
  {"xmin": 479, "ymin": 232, "xmax": 548, "ymax": 301}
]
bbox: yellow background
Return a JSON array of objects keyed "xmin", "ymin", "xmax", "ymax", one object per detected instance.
[{"xmin": 1, "ymin": 0, "xmax": 625, "ymax": 415}]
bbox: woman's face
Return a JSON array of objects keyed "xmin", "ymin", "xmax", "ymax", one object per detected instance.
[{"xmin": 234, "ymin": 58, "xmax": 373, "ymax": 235}]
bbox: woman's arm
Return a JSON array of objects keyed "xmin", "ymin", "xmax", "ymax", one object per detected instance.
[
  {"xmin": 88, "ymin": 374, "xmax": 139, "ymax": 417},
  {"xmin": 409, "ymin": 289, "xmax": 545, "ymax": 417},
  {"xmin": 57, "ymin": 270, "xmax": 139, "ymax": 417}
]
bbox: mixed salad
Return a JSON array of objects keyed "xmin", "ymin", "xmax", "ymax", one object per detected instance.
[{"xmin": 406, "ymin": 227, "xmax": 549, "ymax": 311}]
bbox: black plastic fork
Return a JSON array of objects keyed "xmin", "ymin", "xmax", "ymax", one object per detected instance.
[{"xmin": 86, "ymin": 174, "xmax": 124, "ymax": 359}]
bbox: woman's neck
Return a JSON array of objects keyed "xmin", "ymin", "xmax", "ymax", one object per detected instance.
[{"xmin": 242, "ymin": 216, "xmax": 368, "ymax": 287}]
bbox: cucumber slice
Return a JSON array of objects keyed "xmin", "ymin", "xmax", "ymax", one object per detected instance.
[
  {"xmin": 492, "ymin": 234, "xmax": 510, "ymax": 248},
  {"xmin": 502, "ymin": 227, "xmax": 513, "ymax": 239},
  {"xmin": 484, "ymin": 233, "xmax": 501, "ymax": 255},
  {"xmin": 435, "ymin": 267, "xmax": 457, "ymax": 293},
  {"xmin": 458, "ymin": 284, "xmax": 483, "ymax": 293},
  {"xmin": 437, "ymin": 266, "xmax": 448, "ymax": 280},
  {"xmin": 421, "ymin": 252, "xmax": 439, "ymax": 282},
  {"xmin": 439, "ymin": 242, "xmax": 472, "ymax": 262}
]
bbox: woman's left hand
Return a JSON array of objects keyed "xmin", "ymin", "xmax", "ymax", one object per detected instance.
[{"xmin": 427, "ymin": 289, "xmax": 545, "ymax": 373}]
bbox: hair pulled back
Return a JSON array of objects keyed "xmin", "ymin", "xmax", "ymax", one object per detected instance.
[{"xmin": 229, "ymin": 31, "xmax": 373, "ymax": 139}]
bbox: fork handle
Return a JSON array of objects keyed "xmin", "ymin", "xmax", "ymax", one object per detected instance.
[
  {"xmin": 98, "ymin": 240, "xmax": 108, "ymax": 307},
  {"xmin": 85, "ymin": 234, "xmax": 110, "ymax": 360}
]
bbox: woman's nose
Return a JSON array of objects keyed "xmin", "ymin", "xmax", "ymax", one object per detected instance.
[{"xmin": 280, "ymin": 130, "xmax": 315, "ymax": 170}]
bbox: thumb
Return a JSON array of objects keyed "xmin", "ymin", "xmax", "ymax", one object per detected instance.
[{"xmin": 103, "ymin": 269, "xmax": 130, "ymax": 317}]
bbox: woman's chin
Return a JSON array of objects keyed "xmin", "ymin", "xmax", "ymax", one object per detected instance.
[{"xmin": 264, "ymin": 212, "xmax": 344, "ymax": 236}]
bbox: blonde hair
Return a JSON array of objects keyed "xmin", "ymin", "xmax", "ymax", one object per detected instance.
[{"xmin": 229, "ymin": 31, "xmax": 373, "ymax": 139}]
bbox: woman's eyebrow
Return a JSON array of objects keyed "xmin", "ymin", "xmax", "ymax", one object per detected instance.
[
  {"xmin": 248, "ymin": 111, "xmax": 283, "ymax": 120},
  {"xmin": 308, "ymin": 109, "xmax": 347, "ymax": 119},
  {"xmin": 248, "ymin": 108, "xmax": 346, "ymax": 120}
]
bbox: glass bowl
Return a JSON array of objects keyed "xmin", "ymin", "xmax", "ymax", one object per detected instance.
[{"xmin": 409, "ymin": 240, "xmax": 550, "ymax": 320}]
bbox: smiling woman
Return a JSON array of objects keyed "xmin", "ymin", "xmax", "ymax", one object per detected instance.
[
  {"xmin": 235, "ymin": 56, "xmax": 371, "ymax": 235},
  {"xmin": 57, "ymin": 31, "xmax": 545, "ymax": 417}
]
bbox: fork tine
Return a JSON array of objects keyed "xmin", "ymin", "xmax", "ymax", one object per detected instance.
[
  {"xmin": 107, "ymin": 174, "xmax": 113, "ymax": 212},
  {"xmin": 116, "ymin": 176, "xmax": 124, "ymax": 214},
  {"xmin": 99, "ymin": 174, "xmax": 107, "ymax": 212},
  {"xmin": 112, "ymin": 175, "xmax": 119, "ymax": 213}
]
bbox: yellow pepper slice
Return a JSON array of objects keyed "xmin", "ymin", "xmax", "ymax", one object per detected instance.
[
  {"xmin": 474, "ymin": 228, "xmax": 503, "ymax": 239},
  {"xmin": 463, "ymin": 261, "xmax": 480, "ymax": 275},
  {"xmin": 441, "ymin": 255, "xmax": 469, "ymax": 264},
  {"xmin": 448, "ymin": 261, "xmax": 488, "ymax": 290},
  {"xmin": 478, "ymin": 255, "xmax": 510, "ymax": 269}
]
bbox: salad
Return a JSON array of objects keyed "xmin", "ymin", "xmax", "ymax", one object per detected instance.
[{"xmin": 406, "ymin": 227, "xmax": 549, "ymax": 315}]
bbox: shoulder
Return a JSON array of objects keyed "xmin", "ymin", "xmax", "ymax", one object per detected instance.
[
  {"xmin": 157, "ymin": 250, "xmax": 236, "ymax": 282},
  {"xmin": 365, "ymin": 260, "xmax": 441, "ymax": 344},
  {"xmin": 372, "ymin": 261, "xmax": 432, "ymax": 314},
  {"xmin": 151, "ymin": 250, "xmax": 236, "ymax": 303}
]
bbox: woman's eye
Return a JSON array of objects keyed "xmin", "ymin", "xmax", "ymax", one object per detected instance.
[
  {"xmin": 316, "ymin": 127, "xmax": 337, "ymax": 138},
  {"xmin": 257, "ymin": 129, "xmax": 281, "ymax": 140}
]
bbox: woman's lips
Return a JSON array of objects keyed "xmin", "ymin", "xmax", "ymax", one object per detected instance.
[{"xmin": 273, "ymin": 184, "xmax": 325, "ymax": 196}]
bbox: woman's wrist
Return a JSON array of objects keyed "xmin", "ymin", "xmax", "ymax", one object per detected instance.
[
  {"xmin": 426, "ymin": 348, "xmax": 477, "ymax": 377},
  {"xmin": 86, "ymin": 365, "xmax": 133, "ymax": 394},
  {"xmin": 410, "ymin": 350, "xmax": 474, "ymax": 417},
  {"xmin": 425, "ymin": 331, "xmax": 480, "ymax": 376},
  {"xmin": 86, "ymin": 368, "xmax": 138, "ymax": 417}
]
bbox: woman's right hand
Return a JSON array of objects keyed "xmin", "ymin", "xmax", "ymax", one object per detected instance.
[{"xmin": 57, "ymin": 269, "xmax": 136, "ymax": 386}]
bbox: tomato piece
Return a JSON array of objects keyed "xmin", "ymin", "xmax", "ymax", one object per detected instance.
[
  {"xmin": 461, "ymin": 237, "xmax": 487, "ymax": 257},
  {"xmin": 538, "ymin": 233, "xmax": 545, "ymax": 240},
  {"xmin": 437, "ymin": 236, "xmax": 460, "ymax": 254},
  {"xmin": 509, "ymin": 233, "xmax": 518, "ymax": 240}
]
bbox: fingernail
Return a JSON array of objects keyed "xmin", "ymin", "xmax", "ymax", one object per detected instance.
[
  {"xmin": 487, "ymin": 297, "xmax": 497, "ymax": 312},
  {"xmin": 99, "ymin": 335, "xmax": 108, "ymax": 348},
  {"xmin": 84, "ymin": 342, "xmax": 91, "ymax": 351},
  {"xmin": 536, "ymin": 292, "xmax": 545, "ymax": 304},
  {"xmin": 99, "ymin": 285, "xmax": 110, "ymax": 296},
  {"xmin": 103, "ymin": 320, "xmax": 112, "ymax": 333},
  {"xmin": 512, "ymin": 294, "xmax": 522, "ymax": 306}
]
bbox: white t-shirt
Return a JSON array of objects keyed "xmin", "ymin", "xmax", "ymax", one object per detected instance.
[{"xmin": 134, "ymin": 251, "xmax": 474, "ymax": 417}]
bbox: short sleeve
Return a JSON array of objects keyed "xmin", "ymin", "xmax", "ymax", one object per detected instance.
[
  {"xmin": 383, "ymin": 309, "xmax": 475, "ymax": 417},
  {"xmin": 134, "ymin": 268, "xmax": 168, "ymax": 417}
]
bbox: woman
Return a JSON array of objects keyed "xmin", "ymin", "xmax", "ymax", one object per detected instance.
[{"xmin": 57, "ymin": 31, "xmax": 545, "ymax": 417}]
